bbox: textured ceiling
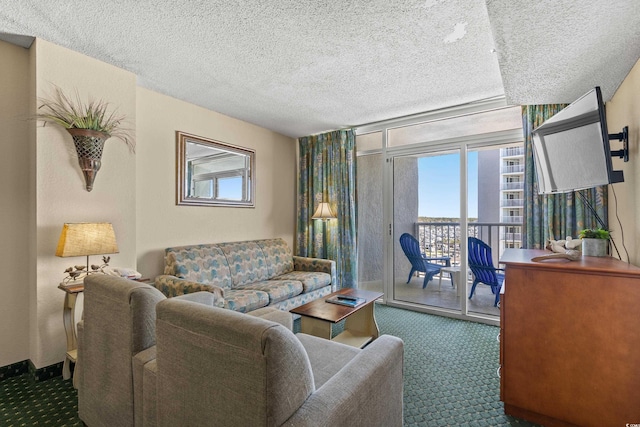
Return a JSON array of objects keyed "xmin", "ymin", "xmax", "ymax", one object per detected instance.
[
  {"xmin": 0, "ymin": 1, "xmax": 638, "ymax": 138},
  {"xmin": 486, "ymin": 0, "xmax": 640, "ymax": 104}
]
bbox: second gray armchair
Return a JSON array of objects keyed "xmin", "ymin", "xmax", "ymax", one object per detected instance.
[{"xmin": 153, "ymin": 298, "xmax": 404, "ymax": 427}]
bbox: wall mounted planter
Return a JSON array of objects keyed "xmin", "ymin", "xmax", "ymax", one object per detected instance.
[{"xmin": 66, "ymin": 128, "xmax": 109, "ymax": 192}]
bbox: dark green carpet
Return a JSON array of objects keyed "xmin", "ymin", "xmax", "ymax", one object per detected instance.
[{"xmin": 0, "ymin": 305, "xmax": 539, "ymax": 426}]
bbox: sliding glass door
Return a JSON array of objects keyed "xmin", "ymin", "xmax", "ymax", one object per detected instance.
[{"xmin": 355, "ymin": 102, "xmax": 524, "ymax": 324}]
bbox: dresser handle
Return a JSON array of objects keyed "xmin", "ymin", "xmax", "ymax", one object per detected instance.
[
  {"xmin": 496, "ymin": 332, "xmax": 500, "ymax": 343},
  {"xmin": 497, "ymin": 366, "xmax": 501, "ymax": 378}
]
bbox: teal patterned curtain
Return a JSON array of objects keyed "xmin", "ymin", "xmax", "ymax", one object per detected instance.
[
  {"xmin": 297, "ymin": 129, "xmax": 357, "ymax": 288},
  {"xmin": 522, "ymin": 105, "xmax": 608, "ymax": 248}
]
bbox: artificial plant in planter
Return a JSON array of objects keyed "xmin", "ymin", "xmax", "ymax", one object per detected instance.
[
  {"xmin": 38, "ymin": 86, "xmax": 134, "ymax": 192},
  {"xmin": 579, "ymin": 228, "xmax": 610, "ymax": 257}
]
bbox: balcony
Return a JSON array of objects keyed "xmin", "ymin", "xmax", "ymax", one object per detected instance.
[
  {"xmin": 502, "ymin": 216, "xmax": 523, "ymax": 223},
  {"xmin": 414, "ymin": 221, "xmax": 524, "ymax": 266},
  {"xmin": 500, "ymin": 147, "xmax": 525, "ymax": 157},
  {"xmin": 501, "ymin": 164, "xmax": 525, "ymax": 174},
  {"xmin": 500, "ymin": 198, "xmax": 524, "ymax": 207},
  {"xmin": 501, "ymin": 181, "xmax": 524, "ymax": 190},
  {"xmin": 501, "ymin": 232, "xmax": 522, "ymax": 241}
]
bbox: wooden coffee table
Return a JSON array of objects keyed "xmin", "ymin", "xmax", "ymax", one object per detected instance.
[{"xmin": 290, "ymin": 288, "xmax": 383, "ymax": 348}]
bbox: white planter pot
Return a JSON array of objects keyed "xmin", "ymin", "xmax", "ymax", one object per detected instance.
[{"xmin": 581, "ymin": 238, "xmax": 609, "ymax": 257}]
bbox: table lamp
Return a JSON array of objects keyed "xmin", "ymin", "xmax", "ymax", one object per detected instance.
[{"xmin": 56, "ymin": 222, "xmax": 119, "ymax": 283}]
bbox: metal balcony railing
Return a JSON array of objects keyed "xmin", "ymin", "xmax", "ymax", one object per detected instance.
[
  {"xmin": 502, "ymin": 216, "xmax": 523, "ymax": 223},
  {"xmin": 500, "ymin": 198, "xmax": 524, "ymax": 207},
  {"xmin": 501, "ymin": 164, "xmax": 525, "ymax": 174},
  {"xmin": 414, "ymin": 221, "xmax": 524, "ymax": 266},
  {"xmin": 501, "ymin": 182, "xmax": 524, "ymax": 190},
  {"xmin": 500, "ymin": 147, "xmax": 525, "ymax": 157},
  {"xmin": 501, "ymin": 232, "xmax": 522, "ymax": 240}
]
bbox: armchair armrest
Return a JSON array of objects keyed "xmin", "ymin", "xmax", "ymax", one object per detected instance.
[
  {"xmin": 422, "ymin": 255, "xmax": 451, "ymax": 266},
  {"xmin": 293, "ymin": 256, "xmax": 337, "ymax": 291},
  {"xmin": 174, "ymin": 291, "xmax": 220, "ymax": 307},
  {"xmin": 154, "ymin": 275, "xmax": 225, "ymax": 307},
  {"xmin": 284, "ymin": 335, "xmax": 404, "ymax": 427}
]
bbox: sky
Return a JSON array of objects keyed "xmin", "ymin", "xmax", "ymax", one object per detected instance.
[{"xmin": 417, "ymin": 152, "xmax": 478, "ymax": 218}]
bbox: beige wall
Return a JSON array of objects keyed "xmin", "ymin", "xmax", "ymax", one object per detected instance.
[
  {"xmin": 606, "ymin": 58, "xmax": 640, "ymax": 265},
  {"xmin": 32, "ymin": 40, "xmax": 138, "ymax": 368},
  {"xmin": 0, "ymin": 37, "xmax": 296, "ymax": 370},
  {"xmin": 0, "ymin": 40, "xmax": 31, "ymax": 367},
  {"xmin": 135, "ymin": 88, "xmax": 296, "ymax": 278}
]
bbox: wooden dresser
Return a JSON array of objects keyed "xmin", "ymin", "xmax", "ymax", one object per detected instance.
[{"xmin": 499, "ymin": 249, "xmax": 640, "ymax": 427}]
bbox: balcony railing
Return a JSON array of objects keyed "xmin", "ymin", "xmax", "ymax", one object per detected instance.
[
  {"xmin": 502, "ymin": 216, "xmax": 523, "ymax": 223},
  {"xmin": 500, "ymin": 147, "xmax": 525, "ymax": 157},
  {"xmin": 501, "ymin": 232, "xmax": 522, "ymax": 240},
  {"xmin": 414, "ymin": 221, "xmax": 524, "ymax": 266},
  {"xmin": 500, "ymin": 198, "xmax": 524, "ymax": 207},
  {"xmin": 501, "ymin": 182, "xmax": 524, "ymax": 190},
  {"xmin": 501, "ymin": 164, "xmax": 525, "ymax": 174}
]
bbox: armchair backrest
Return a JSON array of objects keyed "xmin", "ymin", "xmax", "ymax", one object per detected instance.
[
  {"xmin": 155, "ymin": 298, "xmax": 315, "ymax": 427},
  {"xmin": 399, "ymin": 233, "xmax": 426, "ymax": 270},
  {"xmin": 468, "ymin": 237, "xmax": 499, "ymax": 285},
  {"xmin": 78, "ymin": 275, "xmax": 166, "ymax": 427}
]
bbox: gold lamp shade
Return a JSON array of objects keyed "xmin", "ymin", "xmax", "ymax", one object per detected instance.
[
  {"xmin": 56, "ymin": 223, "xmax": 119, "ymax": 257},
  {"xmin": 311, "ymin": 202, "xmax": 337, "ymax": 221}
]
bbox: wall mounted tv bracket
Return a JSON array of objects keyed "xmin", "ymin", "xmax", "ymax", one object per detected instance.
[{"xmin": 609, "ymin": 125, "xmax": 629, "ymax": 162}]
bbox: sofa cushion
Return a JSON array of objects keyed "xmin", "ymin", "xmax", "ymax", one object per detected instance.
[
  {"xmin": 273, "ymin": 271, "xmax": 332, "ymax": 293},
  {"xmin": 223, "ymin": 288, "xmax": 270, "ymax": 313},
  {"xmin": 218, "ymin": 241, "xmax": 270, "ymax": 286},
  {"xmin": 236, "ymin": 280, "xmax": 303, "ymax": 305},
  {"xmin": 255, "ymin": 238, "xmax": 294, "ymax": 277},
  {"xmin": 164, "ymin": 245, "xmax": 232, "ymax": 289}
]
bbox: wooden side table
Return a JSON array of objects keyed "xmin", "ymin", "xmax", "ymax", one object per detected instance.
[
  {"xmin": 58, "ymin": 281, "xmax": 84, "ymax": 386},
  {"xmin": 58, "ymin": 276, "xmax": 151, "ymax": 387}
]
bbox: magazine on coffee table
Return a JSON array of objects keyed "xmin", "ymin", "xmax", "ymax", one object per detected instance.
[{"xmin": 325, "ymin": 295, "xmax": 366, "ymax": 308}]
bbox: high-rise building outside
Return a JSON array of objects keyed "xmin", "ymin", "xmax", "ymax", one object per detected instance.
[{"xmin": 499, "ymin": 146, "xmax": 524, "ymax": 252}]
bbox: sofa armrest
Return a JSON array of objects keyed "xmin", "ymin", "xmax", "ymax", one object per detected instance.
[
  {"xmin": 154, "ymin": 275, "xmax": 225, "ymax": 307},
  {"xmin": 293, "ymin": 256, "xmax": 337, "ymax": 291},
  {"xmin": 283, "ymin": 335, "xmax": 404, "ymax": 427}
]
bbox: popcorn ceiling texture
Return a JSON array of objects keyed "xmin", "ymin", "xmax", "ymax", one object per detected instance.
[
  {"xmin": 0, "ymin": 0, "xmax": 637, "ymax": 137},
  {"xmin": 486, "ymin": 0, "xmax": 640, "ymax": 105}
]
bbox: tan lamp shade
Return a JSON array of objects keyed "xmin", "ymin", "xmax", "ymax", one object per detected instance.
[
  {"xmin": 311, "ymin": 202, "xmax": 337, "ymax": 221},
  {"xmin": 55, "ymin": 223, "xmax": 119, "ymax": 257}
]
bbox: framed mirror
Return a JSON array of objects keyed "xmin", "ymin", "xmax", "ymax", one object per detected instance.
[{"xmin": 176, "ymin": 131, "xmax": 255, "ymax": 207}]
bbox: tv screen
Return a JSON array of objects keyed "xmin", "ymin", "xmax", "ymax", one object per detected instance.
[{"xmin": 531, "ymin": 87, "xmax": 623, "ymax": 194}]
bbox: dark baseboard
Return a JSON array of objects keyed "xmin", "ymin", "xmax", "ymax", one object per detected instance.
[
  {"xmin": 0, "ymin": 360, "xmax": 29, "ymax": 381},
  {"xmin": 0, "ymin": 359, "xmax": 64, "ymax": 382}
]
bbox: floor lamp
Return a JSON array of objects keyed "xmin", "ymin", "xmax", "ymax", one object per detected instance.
[{"xmin": 312, "ymin": 202, "xmax": 337, "ymax": 258}]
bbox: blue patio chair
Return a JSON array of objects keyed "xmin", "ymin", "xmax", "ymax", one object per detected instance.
[
  {"xmin": 468, "ymin": 237, "xmax": 504, "ymax": 307},
  {"xmin": 399, "ymin": 233, "xmax": 451, "ymax": 289}
]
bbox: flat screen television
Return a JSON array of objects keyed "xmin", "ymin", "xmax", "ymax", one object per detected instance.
[{"xmin": 531, "ymin": 86, "xmax": 625, "ymax": 194}]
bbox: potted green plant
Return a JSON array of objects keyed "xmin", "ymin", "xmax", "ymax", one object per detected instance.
[
  {"xmin": 579, "ymin": 228, "xmax": 610, "ymax": 257},
  {"xmin": 38, "ymin": 86, "xmax": 134, "ymax": 192}
]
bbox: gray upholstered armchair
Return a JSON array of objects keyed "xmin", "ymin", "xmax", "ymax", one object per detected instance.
[
  {"xmin": 152, "ymin": 298, "xmax": 404, "ymax": 427},
  {"xmin": 77, "ymin": 274, "xmax": 292, "ymax": 427}
]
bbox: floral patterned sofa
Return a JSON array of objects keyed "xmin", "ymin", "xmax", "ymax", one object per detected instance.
[{"xmin": 154, "ymin": 238, "xmax": 336, "ymax": 313}]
